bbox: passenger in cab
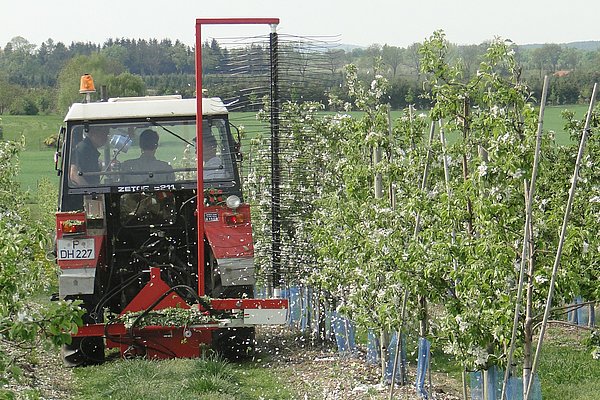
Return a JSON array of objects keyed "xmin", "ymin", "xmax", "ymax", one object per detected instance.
[
  {"xmin": 203, "ymin": 134, "xmax": 225, "ymax": 180},
  {"xmin": 121, "ymin": 129, "xmax": 175, "ymax": 183},
  {"xmin": 70, "ymin": 125, "xmax": 109, "ymax": 186}
]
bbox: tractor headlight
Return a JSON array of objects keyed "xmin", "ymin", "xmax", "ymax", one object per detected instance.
[{"xmin": 225, "ymin": 195, "xmax": 241, "ymax": 210}]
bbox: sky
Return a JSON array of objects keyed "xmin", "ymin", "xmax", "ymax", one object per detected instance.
[{"xmin": 2, "ymin": 0, "xmax": 600, "ymax": 49}]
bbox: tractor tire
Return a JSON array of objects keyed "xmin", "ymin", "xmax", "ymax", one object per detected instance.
[
  {"xmin": 62, "ymin": 295, "xmax": 105, "ymax": 367},
  {"xmin": 61, "ymin": 336, "xmax": 105, "ymax": 367},
  {"xmin": 212, "ymin": 327, "xmax": 256, "ymax": 361}
]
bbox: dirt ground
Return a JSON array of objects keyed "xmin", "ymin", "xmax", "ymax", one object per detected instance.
[
  {"xmin": 0, "ymin": 338, "xmax": 75, "ymax": 399},
  {"xmin": 1, "ymin": 328, "xmax": 462, "ymax": 400},
  {"xmin": 254, "ymin": 326, "xmax": 462, "ymax": 400}
]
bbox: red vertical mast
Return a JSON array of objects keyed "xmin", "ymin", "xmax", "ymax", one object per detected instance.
[{"xmin": 195, "ymin": 18, "xmax": 280, "ymax": 296}]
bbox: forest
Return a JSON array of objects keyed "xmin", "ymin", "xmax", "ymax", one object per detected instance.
[{"xmin": 1, "ymin": 35, "xmax": 600, "ymax": 116}]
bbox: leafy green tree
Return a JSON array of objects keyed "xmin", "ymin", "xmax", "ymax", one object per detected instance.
[
  {"xmin": 0, "ymin": 77, "xmax": 21, "ymax": 114},
  {"xmin": 6, "ymin": 36, "xmax": 35, "ymax": 54},
  {"xmin": 8, "ymin": 96, "xmax": 38, "ymax": 115},
  {"xmin": 201, "ymin": 39, "xmax": 223, "ymax": 74},
  {"xmin": 405, "ymin": 42, "xmax": 422, "ymax": 77},
  {"xmin": 263, "ymin": 31, "xmax": 599, "ymax": 390},
  {"xmin": 105, "ymin": 72, "xmax": 146, "ymax": 97},
  {"xmin": 171, "ymin": 40, "xmax": 194, "ymax": 74},
  {"xmin": 56, "ymin": 54, "xmax": 126, "ymax": 112},
  {"xmin": 532, "ymin": 44, "xmax": 562, "ymax": 76},
  {"xmin": 381, "ymin": 44, "xmax": 404, "ymax": 78},
  {"xmin": 0, "ymin": 141, "xmax": 83, "ymax": 392},
  {"xmin": 559, "ymin": 47, "xmax": 582, "ymax": 70},
  {"xmin": 457, "ymin": 43, "xmax": 487, "ymax": 78},
  {"xmin": 100, "ymin": 44, "xmax": 128, "ymax": 67}
]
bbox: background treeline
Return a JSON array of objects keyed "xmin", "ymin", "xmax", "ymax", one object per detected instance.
[{"xmin": 2, "ymin": 35, "xmax": 600, "ymax": 115}]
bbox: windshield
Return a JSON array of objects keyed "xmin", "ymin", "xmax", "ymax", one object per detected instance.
[{"xmin": 67, "ymin": 118, "xmax": 235, "ymax": 188}]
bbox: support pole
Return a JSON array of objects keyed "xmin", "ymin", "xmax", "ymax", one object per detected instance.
[
  {"xmin": 269, "ymin": 26, "xmax": 281, "ymax": 296},
  {"xmin": 195, "ymin": 18, "xmax": 280, "ymax": 298},
  {"xmin": 389, "ymin": 115, "xmax": 435, "ymax": 399},
  {"xmin": 501, "ymin": 75, "xmax": 549, "ymax": 400},
  {"xmin": 195, "ymin": 21, "xmax": 206, "ymax": 296},
  {"xmin": 441, "ymin": 119, "xmax": 466, "ymax": 400},
  {"xmin": 389, "ymin": 290, "xmax": 408, "ymax": 399},
  {"xmin": 417, "ymin": 121, "xmax": 436, "ymax": 339},
  {"xmin": 525, "ymin": 82, "xmax": 598, "ymax": 400}
]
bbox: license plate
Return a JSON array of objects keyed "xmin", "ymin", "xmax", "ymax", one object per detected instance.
[
  {"xmin": 204, "ymin": 212, "xmax": 219, "ymax": 222},
  {"xmin": 57, "ymin": 238, "xmax": 95, "ymax": 260}
]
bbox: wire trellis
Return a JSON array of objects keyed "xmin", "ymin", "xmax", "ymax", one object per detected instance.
[{"xmin": 203, "ymin": 33, "xmax": 343, "ymax": 292}]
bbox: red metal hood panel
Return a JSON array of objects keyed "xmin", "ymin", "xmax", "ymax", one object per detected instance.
[{"xmin": 203, "ymin": 205, "xmax": 254, "ymax": 260}]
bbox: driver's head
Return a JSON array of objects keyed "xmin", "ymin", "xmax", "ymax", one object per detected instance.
[
  {"xmin": 203, "ymin": 134, "xmax": 218, "ymax": 157},
  {"xmin": 87, "ymin": 125, "xmax": 109, "ymax": 148},
  {"xmin": 139, "ymin": 129, "xmax": 159, "ymax": 151}
]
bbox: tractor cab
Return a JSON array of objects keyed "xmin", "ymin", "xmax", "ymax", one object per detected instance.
[{"xmin": 59, "ymin": 95, "xmax": 240, "ymax": 210}]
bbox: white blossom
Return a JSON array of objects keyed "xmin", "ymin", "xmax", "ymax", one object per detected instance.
[
  {"xmin": 477, "ymin": 163, "xmax": 488, "ymax": 177},
  {"xmin": 455, "ymin": 315, "xmax": 469, "ymax": 332},
  {"xmin": 472, "ymin": 346, "xmax": 489, "ymax": 368}
]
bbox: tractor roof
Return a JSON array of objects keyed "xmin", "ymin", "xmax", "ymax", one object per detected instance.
[{"xmin": 64, "ymin": 96, "xmax": 228, "ymax": 122}]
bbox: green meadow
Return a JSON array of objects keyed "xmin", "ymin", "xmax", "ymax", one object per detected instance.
[{"xmin": 0, "ymin": 104, "xmax": 590, "ymax": 199}]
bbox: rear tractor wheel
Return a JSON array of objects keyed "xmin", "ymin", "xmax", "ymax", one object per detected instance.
[
  {"xmin": 61, "ymin": 336, "xmax": 105, "ymax": 367},
  {"xmin": 212, "ymin": 327, "xmax": 256, "ymax": 361}
]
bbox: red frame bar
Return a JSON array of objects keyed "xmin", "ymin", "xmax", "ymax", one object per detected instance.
[
  {"xmin": 195, "ymin": 18, "xmax": 279, "ymax": 296},
  {"xmin": 74, "ymin": 322, "xmax": 220, "ymax": 337},
  {"xmin": 73, "ymin": 298, "xmax": 287, "ymax": 337},
  {"xmin": 211, "ymin": 298, "xmax": 288, "ymax": 310}
]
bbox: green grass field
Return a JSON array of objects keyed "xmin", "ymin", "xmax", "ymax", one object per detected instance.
[
  {"xmin": 0, "ymin": 104, "xmax": 590, "ymax": 199},
  {"xmin": 73, "ymin": 356, "xmax": 295, "ymax": 400},
  {"xmin": 539, "ymin": 331, "xmax": 600, "ymax": 400}
]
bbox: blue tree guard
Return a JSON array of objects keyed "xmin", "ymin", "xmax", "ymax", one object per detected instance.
[
  {"xmin": 469, "ymin": 367, "xmax": 542, "ymax": 400},
  {"xmin": 287, "ymin": 286, "xmax": 302, "ymax": 326},
  {"xmin": 386, "ymin": 332, "xmax": 407, "ymax": 384},
  {"xmin": 567, "ymin": 296, "xmax": 591, "ymax": 327},
  {"xmin": 367, "ymin": 329, "xmax": 380, "ymax": 365},
  {"xmin": 416, "ymin": 337, "xmax": 430, "ymax": 398},
  {"xmin": 332, "ymin": 312, "xmax": 356, "ymax": 354}
]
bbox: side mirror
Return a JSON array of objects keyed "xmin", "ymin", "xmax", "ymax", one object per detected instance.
[{"xmin": 54, "ymin": 126, "xmax": 66, "ymax": 175}]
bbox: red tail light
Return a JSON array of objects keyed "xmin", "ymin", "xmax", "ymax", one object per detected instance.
[
  {"xmin": 61, "ymin": 219, "xmax": 87, "ymax": 235},
  {"xmin": 224, "ymin": 213, "xmax": 245, "ymax": 225}
]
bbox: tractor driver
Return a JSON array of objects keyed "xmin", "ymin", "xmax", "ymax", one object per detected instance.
[
  {"xmin": 203, "ymin": 134, "xmax": 225, "ymax": 180},
  {"xmin": 121, "ymin": 129, "xmax": 175, "ymax": 183},
  {"xmin": 69, "ymin": 125, "xmax": 109, "ymax": 186}
]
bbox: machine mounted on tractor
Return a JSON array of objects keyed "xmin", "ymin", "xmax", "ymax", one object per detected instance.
[{"xmin": 53, "ymin": 75, "xmax": 287, "ymax": 366}]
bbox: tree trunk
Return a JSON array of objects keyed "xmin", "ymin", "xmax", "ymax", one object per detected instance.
[
  {"xmin": 419, "ymin": 296, "xmax": 428, "ymax": 337},
  {"xmin": 461, "ymin": 97, "xmax": 474, "ymax": 235},
  {"xmin": 523, "ymin": 228, "xmax": 535, "ymax": 399},
  {"xmin": 523, "ymin": 318, "xmax": 533, "ymax": 399},
  {"xmin": 380, "ymin": 329, "xmax": 389, "ymax": 383}
]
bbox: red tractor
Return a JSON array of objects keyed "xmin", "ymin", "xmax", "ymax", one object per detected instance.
[{"xmin": 54, "ymin": 80, "xmax": 287, "ymax": 366}]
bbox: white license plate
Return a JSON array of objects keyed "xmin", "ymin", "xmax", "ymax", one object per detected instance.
[
  {"xmin": 204, "ymin": 212, "xmax": 219, "ymax": 222},
  {"xmin": 57, "ymin": 238, "xmax": 95, "ymax": 260}
]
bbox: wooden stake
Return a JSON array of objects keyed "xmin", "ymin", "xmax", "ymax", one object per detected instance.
[
  {"xmin": 462, "ymin": 369, "xmax": 468, "ymax": 400},
  {"xmin": 525, "ymin": 82, "xmax": 599, "ymax": 400},
  {"xmin": 501, "ymin": 75, "xmax": 549, "ymax": 400},
  {"xmin": 390, "ymin": 115, "xmax": 435, "ymax": 399}
]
